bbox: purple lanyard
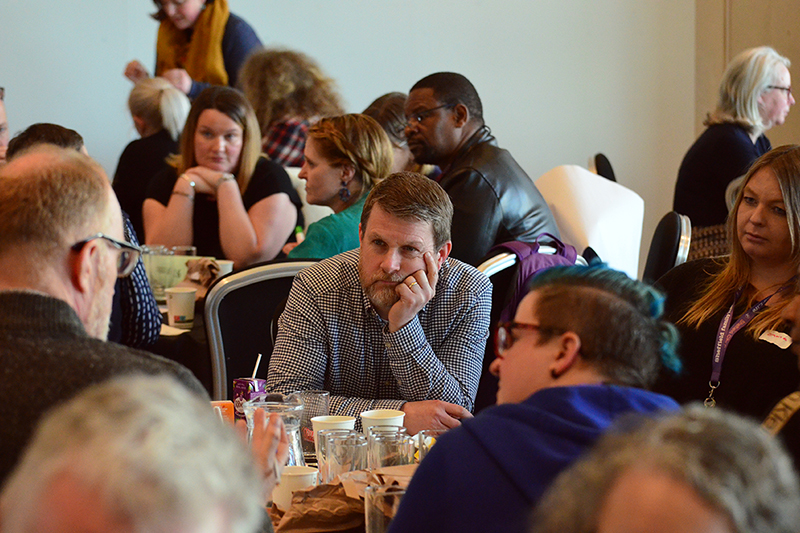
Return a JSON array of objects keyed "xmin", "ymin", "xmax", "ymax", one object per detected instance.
[{"xmin": 705, "ymin": 284, "xmax": 791, "ymax": 407}]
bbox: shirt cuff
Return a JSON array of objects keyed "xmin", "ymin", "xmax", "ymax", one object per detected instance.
[{"xmin": 382, "ymin": 316, "xmax": 427, "ymax": 356}]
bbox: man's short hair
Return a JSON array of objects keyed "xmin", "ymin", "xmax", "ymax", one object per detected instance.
[
  {"xmin": 410, "ymin": 72, "xmax": 484, "ymax": 125},
  {"xmin": 360, "ymin": 171, "xmax": 453, "ymax": 250},
  {"xmin": 6, "ymin": 123, "xmax": 85, "ymax": 161},
  {"xmin": 526, "ymin": 265, "xmax": 681, "ymax": 388},
  {"xmin": 0, "ymin": 146, "xmax": 109, "ymax": 262},
  {"xmin": 0, "ymin": 375, "xmax": 264, "ymax": 533},
  {"xmin": 531, "ymin": 406, "xmax": 800, "ymax": 533}
]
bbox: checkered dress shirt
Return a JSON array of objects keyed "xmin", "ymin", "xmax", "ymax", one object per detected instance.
[
  {"xmin": 267, "ymin": 249, "xmax": 492, "ymax": 417},
  {"xmin": 262, "ymin": 119, "xmax": 309, "ymax": 167}
]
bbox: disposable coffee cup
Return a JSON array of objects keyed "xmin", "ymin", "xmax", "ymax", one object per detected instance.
[
  {"xmin": 360, "ymin": 409, "xmax": 405, "ymax": 433},
  {"xmin": 311, "ymin": 415, "xmax": 356, "ymax": 460},
  {"xmin": 272, "ymin": 466, "xmax": 319, "ymax": 511},
  {"xmin": 165, "ymin": 287, "xmax": 196, "ymax": 329}
]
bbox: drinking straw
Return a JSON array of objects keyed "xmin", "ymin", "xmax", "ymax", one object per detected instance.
[{"xmin": 252, "ymin": 353, "xmax": 263, "ymax": 379}]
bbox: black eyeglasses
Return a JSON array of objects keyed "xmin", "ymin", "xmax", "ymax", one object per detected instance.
[
  {"xmin": 405, "ymin": 104, "xmax": 455, "ymax": 128},
  {"xmin": 71, "ymin": 233, "xmax": 142, "ymax": 277},
  {"xmin": 495, "ymin": 321, "xmax": 561, "ymax": 356},
  {"xmin": 768, "ymin": 85, "xmax": 792, "ymax": 96}
]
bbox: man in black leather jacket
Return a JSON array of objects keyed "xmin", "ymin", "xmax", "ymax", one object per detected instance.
[{"xmin": 404, "ymin": 72, "xmax": 559, "ymax": 266}]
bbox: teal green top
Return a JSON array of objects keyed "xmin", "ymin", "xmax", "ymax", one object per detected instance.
[{"xmin": 287, "ymin": 195, "xmax": 366, "ymax": 259}]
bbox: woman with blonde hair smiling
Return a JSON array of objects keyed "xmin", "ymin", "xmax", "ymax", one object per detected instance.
[
  {"xmin": 144, "ymin": 86, "xmax": 303, "ymax": 268},
  {"xmin": 655, "ymin": 145, "xmax": 800, "ymax": 419},
  {"xmin": 284, "ymin": 114, "xmax": 392, "ymax": 259}
]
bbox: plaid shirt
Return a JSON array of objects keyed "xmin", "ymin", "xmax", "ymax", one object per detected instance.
[
  {"xmin": 262, "ymin": 118, "xmax": 309, "ymax": 167},
  {"xmin": 267, "ymin": 249, "xmax": 492, "ymax": 417}
]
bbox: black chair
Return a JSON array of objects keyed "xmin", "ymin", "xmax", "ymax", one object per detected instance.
[
  {"xmin": 593, "ymin": 153, "xmax": 617, "ymax": 182},
  {"xmin": 642, "ymin": 211, "xmax": 691, "ymax": 284},
  {"xmin": 474, "ymin": 252, "xmax": 518, "ymax": 413},
  {"xmin": 204, "ymin": 259, "xmax": 316, "ymax": 400}
]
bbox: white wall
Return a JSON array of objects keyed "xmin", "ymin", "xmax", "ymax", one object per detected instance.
[{"xmin": 0, "ymin": 0, "xmax": 695, "ymax": 276}]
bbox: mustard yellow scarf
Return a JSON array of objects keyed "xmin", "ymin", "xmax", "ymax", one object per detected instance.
[{"xmin": 155, "ymin": 0, "xmax": 229, "ymax": 86}]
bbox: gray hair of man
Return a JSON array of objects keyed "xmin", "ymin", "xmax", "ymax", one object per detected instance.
[
  {"xmin": 707, "ymin": 46, "xmax": 791, "ymax": 136},
  {"xmin": 0, "ymin": 375, "xmax": 265, "ymax": 533},
  {"xmin": 530, "ymin": 406, "xmax": 800, "ymax": 533},
  {"xmin": 0, "ymin": 146, "xmax": 109, "ymax": 267}
]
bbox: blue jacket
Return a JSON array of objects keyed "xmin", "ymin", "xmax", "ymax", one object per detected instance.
[{"xmin": 388, "ymin": 384, "xmax": 679, "ymax": 533}]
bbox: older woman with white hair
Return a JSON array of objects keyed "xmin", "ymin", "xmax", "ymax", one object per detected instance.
[{"xmin": 674, "ymin": 46, "xmax": 795, "ymax": 237}]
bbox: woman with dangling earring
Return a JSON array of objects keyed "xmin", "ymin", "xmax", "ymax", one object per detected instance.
[{"xmin": 284, "ymin": 114, "xmax": 393, "ymax": 259}]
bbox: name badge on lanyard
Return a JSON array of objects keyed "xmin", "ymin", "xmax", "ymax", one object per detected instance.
[{"xmin": 706, "ymin": 284, "xmax": 791, "ymax": 408}]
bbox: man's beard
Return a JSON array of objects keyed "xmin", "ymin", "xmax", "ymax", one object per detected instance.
[{"xmin": 358, "ymin": 261, "xmax": 404, "ymax": 313}]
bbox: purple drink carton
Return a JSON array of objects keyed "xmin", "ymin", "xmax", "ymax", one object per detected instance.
[{"xmin": 233, "ymin": 378, "xmax": 267, "ymax": 420}]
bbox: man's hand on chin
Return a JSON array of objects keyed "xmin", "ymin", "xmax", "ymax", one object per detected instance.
[
  {"xmin": 401, "ymin": 400, "xmax": 473, "ymax": 435},
  {"xmin": 388, "ymin": 252, "xmax": 438, "ymax": 332}
]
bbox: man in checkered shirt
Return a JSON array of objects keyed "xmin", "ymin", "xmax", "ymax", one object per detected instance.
[{"xmin": 267, "ymin": 171, "xmax": 492, "ymax": 434}]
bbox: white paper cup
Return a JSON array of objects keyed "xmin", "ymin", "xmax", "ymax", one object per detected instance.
[
  {"xmin": 312, "ymin": 415, "xmax": 356, "ymax": 461},
  {"xmin": 216, "ymin": 259, "xmax": 234, "ymax": 276},
  {"xmin": 360, "ymin": 409, "xmax": 405, "ymax": 433},
  {"xmin": 272, "ymin": 466, "xmax": 319, "ymax": 511},
  {"xmin": 165, "ymin": 287, "xmax": 196, "ymax": 329}
]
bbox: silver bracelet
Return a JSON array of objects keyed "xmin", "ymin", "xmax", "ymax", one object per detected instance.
[
  {"xmin": 215, "ymin": 172, "xmax": 236, "ymax": 191},
  {"xmin": 171, "ymin": 190, "xmax": 194, "ymax": 201}
]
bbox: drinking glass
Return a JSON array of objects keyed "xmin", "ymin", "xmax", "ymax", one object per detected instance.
[
  {"xmin": 244, "ymin": 393, "xmax": 305, "ymax": 466},
  {"xmin": 365, "ymin": 484, "xmax": 406, "ymax": 533},
  {"xmin": 367, "ymin": 425, "xmax": 407, "ymax": 444},
  {"xmin": 298, "ymin": 390, "xmax": 330, "ymax": 461},
  {"xmin": 317, "ymin": 428, "xmax": 356, "ymax": 481},
  {"xmin": 324, "ymin": 433, "xmax": 367, "ymax": 483},
  {"xmin": 368, "ymin": 433, "xmax": 414, "ymax": 469},
  {"xmin": 417, "ymin": 428, "xmax": 448, "ymax": 462}
]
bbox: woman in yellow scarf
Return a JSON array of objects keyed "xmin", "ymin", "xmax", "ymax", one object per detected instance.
[{"xmin": 125, "ymin": 0, "xmax": 262, "ymax": 99}]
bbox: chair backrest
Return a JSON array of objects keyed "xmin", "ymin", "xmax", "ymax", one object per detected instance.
[
  {"xmin": 535, "ymin": 164, "xmax": 644, "ymax": 279},
  {"xmin": 589, "ymin": 152, "xmax": 617, "ymax": 182},
  {"xmin": 285, "ymin": 166, "xmax": 334, "ymax": 230},
  {"xmin": 473, "ymin": 241, "xmax": 585, "ymax": 413},
  {"xmin": 642, "ymin": 211, "xmax": 692, "ymax": 284},
  {"xmin": 204, "ymin": 260, "xmax": 316, "ymax": 400}
]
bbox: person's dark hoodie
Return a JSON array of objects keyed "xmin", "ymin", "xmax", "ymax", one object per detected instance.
[{"xmin": 387, "ymin": 384, "xmax": 679, "ymax": 533}]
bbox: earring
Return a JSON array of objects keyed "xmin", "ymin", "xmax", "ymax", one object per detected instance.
[{"xmin": 339, "ymin": 181, "xmax": 351, "ymax": 202}]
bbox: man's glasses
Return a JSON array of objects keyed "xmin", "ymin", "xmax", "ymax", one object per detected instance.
[
  {"xmin": 405, "ymin": 104, "xmax": 455, "ymax": 128},
  {"xmin": 495, "ymin": 321, "xmax": 558, "ymax": 356},
  {"xmin": 71, "ymin": 233, "xmax": 142, "ymax": 278},
  {"xmin": 768, "ymin": 85, "xmax": 792, "ymax": 97}
]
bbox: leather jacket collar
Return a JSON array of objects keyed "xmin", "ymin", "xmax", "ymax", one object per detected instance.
[{"xmin": 444, "ymin": 126, "xmax": 495, "ymax": 173}]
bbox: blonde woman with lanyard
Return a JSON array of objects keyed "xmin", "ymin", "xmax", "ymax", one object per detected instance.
[
  {"xmin": 125, "ymin": 0, "xmax": 262, "ymax": 99},
  {"xmin": 654, "ymin": 145, "xmax": 800, "ymax": 419}
]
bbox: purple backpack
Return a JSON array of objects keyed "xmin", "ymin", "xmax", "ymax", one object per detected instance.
[{"xmin": 488, "ymin": 233, "xmax": 578, "ymax": 322}]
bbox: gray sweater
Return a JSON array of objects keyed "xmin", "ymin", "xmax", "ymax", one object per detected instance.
[{"xmin": 0, "ymin": 291, "xmax": 207, "ymax": 484}]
